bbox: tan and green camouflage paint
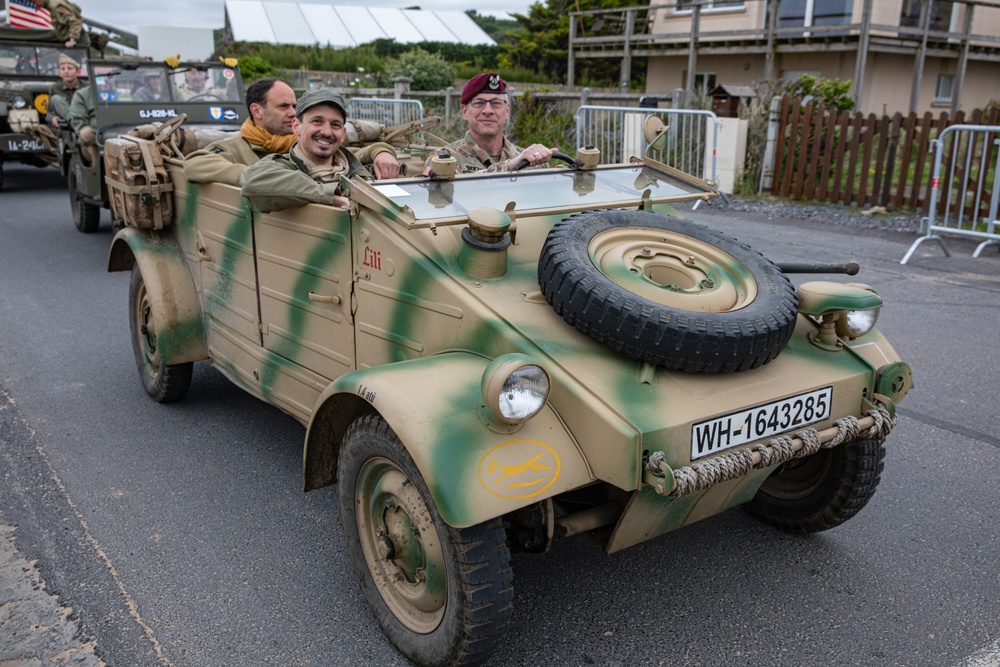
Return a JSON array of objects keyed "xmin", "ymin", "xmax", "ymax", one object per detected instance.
[{"xmin": 112, "ymin": 153, "xmax": 909, "ymax": 550}]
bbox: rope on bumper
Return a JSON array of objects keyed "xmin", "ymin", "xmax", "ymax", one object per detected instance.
[{"xmin": 658, "ymin": 402, "xmax": 896, "ymax": 498}]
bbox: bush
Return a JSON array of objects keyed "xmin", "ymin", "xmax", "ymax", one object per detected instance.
[
  {"xmin": 509, "ymin": 91, "xmax": 575, "ymax": 152},
  {"xmin": 381, "ymin": 48, "xmax": 456, "ymax": 91},
  {"xmin": 234, "ymin": 55, "xmax": 276, "ymax": 84}
]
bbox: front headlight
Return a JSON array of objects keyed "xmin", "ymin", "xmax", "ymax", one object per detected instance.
[
  {"xmin": 12, "ymin": 95, "xmax": 27, "ymax": 109},
  {"xmin": 482, "ymin": 354, "xmax": 550, "ymax": 425},
  {"xmin": 836, "ymin": 307, "xmax": 879, "ymax": 338}
]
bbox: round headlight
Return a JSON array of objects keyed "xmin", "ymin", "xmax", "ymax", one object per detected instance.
[
  {"xmin": 836, "ymin": 307, "xmax": 880, "ymax": 338},
  {"xmin": 482, "ymin": 354, "xmax": 550, "ymax": 425},
  {"xmin": 12, "ymin": 95, "xmax": 27, "ymax": 109}
]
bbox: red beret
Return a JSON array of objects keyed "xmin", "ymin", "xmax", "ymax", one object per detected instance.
[{"xmin": 461, "ymin": 72, "xmax": 507, "ymax": 105}]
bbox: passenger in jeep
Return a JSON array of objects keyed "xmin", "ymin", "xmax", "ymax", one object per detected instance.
[
  {"xmin": 240, "ymin": 88, "xmax": 400, "ymax": 212},
  {"xmin": 184, "ymin": 77, "xmax": 299, "ymax": 186},
  {"xmin": 46, "ymin": 53, "xmax": 81, "ymax": 128},
  {"xmin": 425, "ymin": 72, "xmax": 557, "ymax": 174}
]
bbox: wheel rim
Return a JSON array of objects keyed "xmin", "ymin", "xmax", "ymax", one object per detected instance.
[
  {"xmin": 589, "ymin": 228, "xmax": 758, "ymax": 312},
  {"xmin": 134, "ymin": 280, "xmax": 162, "ymax": 378},
  {"xmin": 355, "ymin": 456, "xmax": 447, "ymax": 634},
  {"xmin": 758, "ymin": 449, "xmax": 832, "ymax": 501}
]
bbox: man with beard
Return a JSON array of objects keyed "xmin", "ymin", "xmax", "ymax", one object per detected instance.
[
  {"xmin": 241, "ymin": 88, "xmax": 399, "ymax": 212},
  {"xmin": 187, "ymin": 79, "xmax": 398, "ymax": 187}
]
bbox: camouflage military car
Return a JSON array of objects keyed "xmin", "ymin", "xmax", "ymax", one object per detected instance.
[
  {"xmin": 0, "ymin": 26, "xmax": 86, "ymax": 191},
  {"xmin": 64, "ymin": 58, "xmax": 244, "ymax": 232},
  {"xmin": 106, "ymin": 130, "xmax": 911, "ymax": 667}
]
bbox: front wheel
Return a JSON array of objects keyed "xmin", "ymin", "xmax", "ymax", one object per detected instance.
[
  {"xmin": 129, "ymin": 265, "xmax": 192, "ymax": 402},
  {"xmin": 68, "ymin": 157, "xmax": 100, "ymax": 233},
  {"xmin": 743, "ymin": 437, "xmax": 886, "ymax": 533},
  {"xmin": 338, "ymin": 413, "xmax": 513, "ymax": 667}
]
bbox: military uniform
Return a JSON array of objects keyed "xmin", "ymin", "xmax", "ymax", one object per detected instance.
[
  {"xmin": 39, "ymin": 0, "xmax": 90, "ymax": 48},
  {"xmin": 187, "ymin": 130, "xmax": 395, "ymax": 187},
  {"xmin": 434, "ymin": 131, "xmax": 525, "ymax": 174},
  {"xmin": 67, "ymin": 84, "xmax": 97, "ymax": 163},
  {"xmin": 47, "ymin": 78, "xmax": 80, "ymax": 125},
  {"xmin": 240, "ymin": 144, "xmax": 379, "ymax": 212},
  {"xmin": 173, "ymin": 83, "xmax": 227, "ymax": 101}
]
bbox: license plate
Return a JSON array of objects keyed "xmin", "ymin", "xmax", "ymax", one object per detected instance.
[
  {"xmin": 4, "ymin": 137, "xmax": 47, "ymax": 153},
  {"xmin": 691, "ymin": 387, "xmax": 833, "ymax": 460}
]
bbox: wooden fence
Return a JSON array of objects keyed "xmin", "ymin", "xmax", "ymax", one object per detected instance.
[{"xmin": 771, "ymin": 95, "xmax": 1000, "ymax": 215}]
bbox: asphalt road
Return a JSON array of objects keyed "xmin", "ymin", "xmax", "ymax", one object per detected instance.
[{"xmin": 1, "ymin": 162, "xmax": 998, "ymax": 667}]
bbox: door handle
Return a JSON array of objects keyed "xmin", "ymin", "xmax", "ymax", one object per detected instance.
[{"xmin": 308, "ymin": 291, "xmax": 341, "ymax": 304}]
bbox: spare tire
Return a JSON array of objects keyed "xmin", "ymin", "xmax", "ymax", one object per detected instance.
[{"xmin": 537, "ymin": 210, "xmax": 798, "ymax": 373}]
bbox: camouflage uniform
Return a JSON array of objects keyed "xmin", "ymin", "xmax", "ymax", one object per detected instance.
[
  {"xmin": 240, "ymin": 144, "xmax": 375, "ymax": 212},
  {"xmin": 39, "ymin": 0, "xmax": 90, "ymax": 48},
  {"xmin": 434, "ymin": 131, "xmax": 524, "ymax": 174}
]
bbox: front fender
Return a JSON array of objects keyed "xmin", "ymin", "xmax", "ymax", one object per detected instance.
[
  {"xmin": 304, "ymin": 353, "xmax": 595, "ymax": 528},
  {"xmin": 108, "ymin": 227, "xmax": 208, "ymax": 365}
]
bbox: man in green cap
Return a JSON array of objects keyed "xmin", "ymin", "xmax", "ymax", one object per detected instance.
[{"xmin": 241, "ymin": 88, "xmax": 400, "ymax": 212}]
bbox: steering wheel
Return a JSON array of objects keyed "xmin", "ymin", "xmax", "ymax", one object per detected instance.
[
  {"xmin": 511, "ymin": 151, "xmax": 577, "ymax": 171},
  {"xmin": 187, "ymin": 92, "xmax": 224, "ymax": 102}
]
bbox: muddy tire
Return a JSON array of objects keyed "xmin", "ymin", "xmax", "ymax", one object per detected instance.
[
  {"xmin": 538, "ymin": 210, "xmax": 798, "ymax": 373},
  {"xmin": 338, "ymin": 413, "xmax": 513, "ymax": 667},
  {"xmin": 68, "ymin": 158, "xmax": 100, "ymax": 233},
  {"xmin": 743, "ymin": 437, "xmax": 886, "ymax": 533},
  {"xmin": 129, "ymin": 265, "xmax": 192, "ymax": 402}
]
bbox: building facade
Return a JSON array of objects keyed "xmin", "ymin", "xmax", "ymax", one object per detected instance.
[{"xmin": 568, "ymin": 0, "xmax": 1000, "ymax": 114}]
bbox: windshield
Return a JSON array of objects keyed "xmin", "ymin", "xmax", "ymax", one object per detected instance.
[
  {"xmin": 372, "ymin": 164, "xmax": 707, "ymax": 220},
  {"xmin": 0, "ymin": 44, "xmax": 87, "ymax": 76},
  {"xmin": 92, "ymin": 65, "xmax": 241, "ymax": 103}
]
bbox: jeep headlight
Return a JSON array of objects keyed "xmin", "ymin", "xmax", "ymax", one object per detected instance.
[
  {"xmin": 12, "ymin": 95, "xmax": 27, "ymax": 109},
  {"xmin": 797, "ymin": 281, "xmax": 883, "ymax": 340},
  {"xmin": 482, "ymin": 354, "xmax": 550, "ymax": 425}
]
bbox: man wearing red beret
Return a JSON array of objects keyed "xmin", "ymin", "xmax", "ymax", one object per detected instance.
[{"xmin": 429, "ymin": 72, "xmax": 558, "ymax": 173}]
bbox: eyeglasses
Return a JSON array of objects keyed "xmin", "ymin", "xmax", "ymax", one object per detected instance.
[{"xmin": 467, "ymin": 98, "xmax": 508, "ymax": 110}]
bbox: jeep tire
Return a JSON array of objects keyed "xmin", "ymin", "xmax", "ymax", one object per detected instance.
[
  {"xmin": 538, "ymin": 210, "xmax": 798, "ymax": 373},
  {"xmin": 68, "ymin": 157, "xmax": 100, "ymax": 233},
  {"xmin": 338, "ymin": 413, "xmax": 513, "ymax": 667},
  {"xmin": 743, "ymin": 437, "xmax": 886, "ymax": 532},
  {"xmin": 129, "ymin": 265, "xmax": 192, "ymax": 402}
]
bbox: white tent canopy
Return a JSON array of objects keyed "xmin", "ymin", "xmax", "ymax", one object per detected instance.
[{"xmin": 225, "ymin": 1, "xmax": 496, "ymax": 47}]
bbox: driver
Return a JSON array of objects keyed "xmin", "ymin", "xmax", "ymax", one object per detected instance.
[
  {"xmin": 173, "ymin": 67, "xmax": 225, "ymax": 101},
  {"xmin": 425, "ymin": 72, "xmax": 557, "ymax": 174}
]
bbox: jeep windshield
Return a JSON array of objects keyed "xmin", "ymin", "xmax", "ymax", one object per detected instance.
[
  {"xmin": 0, "ymin": 43, "xmax": 87, "ymax": 78},
  {"xmin": 370, "ymin": 162, "xmax": 713, "ymax": 220},
  {"xmin": 92, "ymin": 64, "xmax": 241, "ymax": 104}
]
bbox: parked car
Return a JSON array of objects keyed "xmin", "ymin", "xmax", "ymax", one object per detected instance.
[
  {"xmin": 63, "ymin": 58, "xmax": 244, "ymax": 232},
  {"xmin": 106, "ymin": 126, "xmax": 912, "ymax": 667},
  {"xmin": 0, "ymin": 26, "xmax": 86, "ymax": 191}
]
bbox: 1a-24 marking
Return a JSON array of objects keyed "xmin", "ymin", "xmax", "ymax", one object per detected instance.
[{"xmin": 690, "ymin": 387, "xmax": 833, "ymax": 460}]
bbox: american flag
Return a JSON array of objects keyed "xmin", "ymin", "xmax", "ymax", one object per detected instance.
[{"xmin": 6, "ymin": 0, "xmax": 54, "ymax": 30}]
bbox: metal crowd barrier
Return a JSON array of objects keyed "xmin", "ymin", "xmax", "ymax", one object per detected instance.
[
  {"xmin": 348, "ymin": 98, "xmax": 425, "ymax": 126},
  {"xmin": 575, "ymin": 105, "xmax": 719, "ymax": 184},
  {"xmin": 901, "ymin": 124, "xmax": 1000, "ymax": 264}
]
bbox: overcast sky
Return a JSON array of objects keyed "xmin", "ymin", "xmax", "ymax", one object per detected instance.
[{"xmin": 82, "ymin": 0, "xmax": 527, "ymax": 34}]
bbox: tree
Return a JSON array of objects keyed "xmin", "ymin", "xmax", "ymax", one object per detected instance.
[{"xmin": 785, "ymin": 74, "xmax": 855, "ymax": 113}]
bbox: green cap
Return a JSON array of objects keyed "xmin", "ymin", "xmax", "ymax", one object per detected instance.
[{"xmin": 296, "ymin": 88, "xmax": 348, "ymax": 119}]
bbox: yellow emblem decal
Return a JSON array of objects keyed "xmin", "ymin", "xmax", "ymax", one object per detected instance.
[{"xmin": 478, "ymin": 440, "xmax": 560, "ymax": 500}]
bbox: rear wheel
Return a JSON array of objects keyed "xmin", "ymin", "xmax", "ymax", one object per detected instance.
[
  {"xmin": 338, "ymin": 413, "xmax": 513, "ymax": 667},
  {"xmin": 68, "ymin": 158, "xmax": 100, "ymax": 233},
  {"xmin": 743, "ymin": 437, "xmax": 886, "ymax": 533},
  {"xmin": 129, "ymin": 265, "xmax": 192, "ymax": 402}
]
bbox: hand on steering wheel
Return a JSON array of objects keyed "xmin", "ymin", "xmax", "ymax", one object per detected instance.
[{"xmin": 511, "ymin": 150, "xmax": 577, "ymax": 171}]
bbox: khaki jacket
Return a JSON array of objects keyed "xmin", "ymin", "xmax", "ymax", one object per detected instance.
[
  {"xmin": 41, "ymin": 0, "xmax": 87, "ymax": 44},
  {"xmin": 189, "ymin": 133, "xmax": 394, "ymax": 188},
  {"xmin": 240, "ymin": 145, "xmax": 376, "ymax": 213}
]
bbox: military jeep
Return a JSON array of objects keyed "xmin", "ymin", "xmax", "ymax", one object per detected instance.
[
  {"xmin": 64, "ymin": 58, "xmax": 244, "ymax": 232},
  {"xmin": 106, "ymin": 127, "xmax": 911, "ymax": 667},
  {"xmin": 0, "ymin": 26, "xmax": 87, "ymax": 192}
]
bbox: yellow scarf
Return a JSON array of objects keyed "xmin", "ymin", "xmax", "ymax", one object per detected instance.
[{"xmin": 239, "ymin": 118, "xmax": 296, "ymax": 154}]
